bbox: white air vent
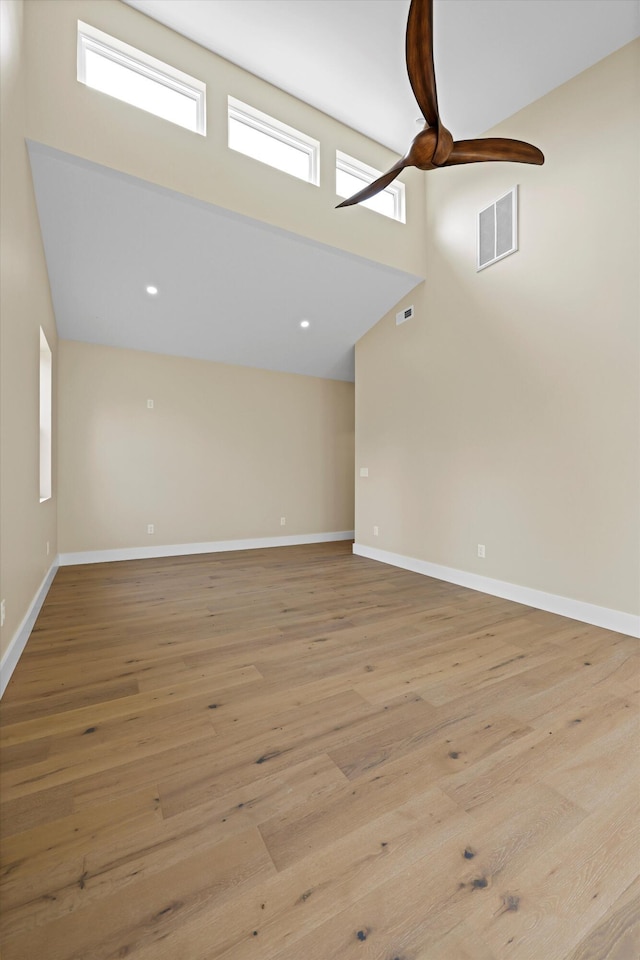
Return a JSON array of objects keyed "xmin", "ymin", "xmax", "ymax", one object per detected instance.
[
  {"xmin": 396, "ymin": 305, "xmax": 414, "ymax": 325},
  {"xmin": 477, "ymin": 185, "xmax": 518, "ymax": 271}
]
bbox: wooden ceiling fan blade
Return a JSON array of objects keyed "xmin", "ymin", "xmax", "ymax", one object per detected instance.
[
  {"xmin": 336, "ymin": 160, "xmax": 407, "ymax": 208},
  {"xmin": 444, "ymin": 138, "xmax": 545, "ymax": 167},
  {"xmin": 406, "ymin": 0, "xmax": 439, "ymax": 128}
]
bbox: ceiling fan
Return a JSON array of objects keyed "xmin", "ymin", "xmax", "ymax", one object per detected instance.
[{"xmin": 337, "ymin": 0, "xmax": 544, "ymax": 209}]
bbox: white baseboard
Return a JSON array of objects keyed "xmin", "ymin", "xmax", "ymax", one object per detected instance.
[
  {"xmin": 353, "ymin": 543, "xmax": 640, "ymax": 639},
  {"xmin": 0, "ymin": 560, "xmax": 59, "ymax": 699},
  {"xmin": 58, "ymin": 531, "xmax": 355, "ymax": 566}
]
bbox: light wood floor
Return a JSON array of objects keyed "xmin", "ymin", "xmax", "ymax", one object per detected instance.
[{"xmin": 0, "ymin": 542, "xmax": 638, "ymax": 960}]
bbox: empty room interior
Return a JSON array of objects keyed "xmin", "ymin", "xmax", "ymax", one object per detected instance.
[{"xmin": 1, "ymin": 0, "xmax": 639, "ymax": 957}]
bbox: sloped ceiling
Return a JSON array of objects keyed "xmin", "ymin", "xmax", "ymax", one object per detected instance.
[
  {"xmin": 33, "ymin": 1, "xmax": 639, "ymax": 380},
  {"xmin": 123, "ymin": 0, "xmax": 640, "ymax": 152},
  {"xmin": 29, "ymin": 142, "xmax": 422, "ymax": 382}
]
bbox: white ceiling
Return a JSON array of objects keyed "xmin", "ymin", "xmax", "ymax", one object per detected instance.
[
  {"xmin": 33, "ymin": 1, "xmax": 639, "ymax": 381},
  {"xmin": 28, "ymin": 142, "xmax": 421, "ymax": 382},
  {"xmin": 124, "ymin": 0, "xmax": 640, "ymax": 152}
]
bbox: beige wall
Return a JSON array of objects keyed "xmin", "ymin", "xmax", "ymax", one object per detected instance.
[
  {"xmin": 24, "ymin": 0, "xmax": 426, "ymax": 278},
  {"xmin": 355, "ymin": 40, "xmax": 640, "ymax": 616},
  {"xmin": 58, "ymin": 342, "xmax": 354, "ymax": 553},
  {"xmin": 0, "ymin": 0, "xmax": 58, "ymax": 660}
]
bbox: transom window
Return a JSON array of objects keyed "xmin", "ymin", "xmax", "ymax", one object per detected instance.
[
  {"xmin": 77, "ymin": 21, "xmax": 206, "ymax": 135},
  {"xmin": 228, "ymin": 97, "xmax": 320, "ymax": 185},
  {"xmin": 336, "ymin": 151, "xmax": 406, "ymax": 223}
]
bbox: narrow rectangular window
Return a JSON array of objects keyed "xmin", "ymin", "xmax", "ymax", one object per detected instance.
[
  {"xmin": 228, "ymin": 97, "xmax": 319, "ymax": 185},
  {"xmin": 77, "ymin": 21, "xmax": 206, "ymax": 135},
  {"xmin": 39, "ymin": 329, "xmax": 52, "ymax": 503},
  {"xmin": 336, "ymin": 151, "xmax": 406, "ymax": 223}
]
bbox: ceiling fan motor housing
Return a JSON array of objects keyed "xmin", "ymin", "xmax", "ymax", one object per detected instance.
[{"xmin": 338, "ymin": 0, "xmax": 543, "ymax": 209}]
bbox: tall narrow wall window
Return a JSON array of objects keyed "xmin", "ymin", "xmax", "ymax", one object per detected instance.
[
  {"xmin": 228, "ymin": 97, "xmax": 320, "ymax": 185},
  {"xmin": 77, "ymin": 21, "xmax": 206, "ymax": 134},
  {"xmin": 39, "ymin": 329, "xmax": 52, "ymax": 503},
  {"xmin": 336, "ymin": 151, "xmax": 406, "ymax": 223}
]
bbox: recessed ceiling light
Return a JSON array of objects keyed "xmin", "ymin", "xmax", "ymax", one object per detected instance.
[
  {"xmin": 300, "ymin": 320, "xmax": 310, "ymax": 328},
  {"xmin": 146, "ymin": 285, "xmax": 158, "ymax": 295}
]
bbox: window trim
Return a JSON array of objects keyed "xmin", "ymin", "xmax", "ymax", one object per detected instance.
[
  {"xmin": 335, "ymin": 150, "xmax": 406, "ymax": 223},
  {"xmin": 228, "ymin": 96, "xmax": 320, "ymax": 186},
  {"xmin": 39, "ymin": 329, "xmax": 52, "ymax": 504},
  {"xmin": 77, "ymin": 21, "xmax": 206, "ymax": 135}
]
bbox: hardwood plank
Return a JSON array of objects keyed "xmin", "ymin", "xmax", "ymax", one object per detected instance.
[
  {"xmin": 564, "ymin": 876, "xmax": 640, "ymax": 960},
  {"xmin": 110, "ymin": 785, "xmax": 472, "ymax": 960},
  {"xmin": 0, "ymin": 542, "xmax": 637, "ymax": 960},
  {"xmin": 0, "ymin": 677, "xmax": 140, "ymax": 724},
  {"xmin": 0, "ymin": 737, "xmax": 51, "ymax": 771},
  {"xmin": 157, "ymin": 689, "xmax": 375, "ymax": 818},
  {"xmin": 441, "ymin": 688, "xmax": 637, "ymax": 814},
  {"xmin": 328, "ymin": 705, "xmax": 532, "ymax": 782},
  {"xmin": 252, "ymin": 783, "xmax": 585, "ymax": 960},
  {"xmin": 467, "ymin": 783, "xmax": 640, "ymax": 960},
  {"xmin": 0, "ymin": 782, "xmax": 74, "ymax": 839},
  {"xmin": 417, "ymin": 923, "xmax": 498, "ymax": 960},
  {"xmin": 259, "ymin": 711, "xmax": 542, "ymax": 873},
  {"xmin": 1, "ymin": 785, "xmax": 161, "ymax": 879},
  {"xmin": 1, "ymin": 755, "xmax": 346, "ymax": 939},
  {"xmin": 1, "ymin": 828, "xmax": 275, "ymax": 960},
  {"xmin": 71, "ymin": 732, "xmax": 223, "ymax": 810},
  {"xmin": 0, "ymin": 713, "xmax": 216, "ymax": 802},
  {"xmin": 0, "ymin": 787, "xmax": 162, "ymax": 939}
]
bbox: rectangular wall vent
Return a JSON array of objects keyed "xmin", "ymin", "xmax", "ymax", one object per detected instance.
[
  {"xmin": 396, "ymin": 305, "xmax": 414, "ymax": 325},
  {"xmin": 477, "ymin": 185, "xmax": 518, "ymax": 271}
]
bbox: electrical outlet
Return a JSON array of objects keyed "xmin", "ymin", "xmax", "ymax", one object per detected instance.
[
  {"xmin": 359, "ymin": 467, "xmax": 369, "ymax": 477},
  {"xmin": 373, "ymin": 525, "xmax": 379, "ymax": 536},
  {"xmin": 280, "ymin": 517, "xmax": 286, "ymax": 526},
  {"xmin": 147, "ymin": 524, "xmax": 155, "ymax": 535},
  {"xmin": 1, "ymin": 600, "xmax": 5, "ymax": 628},
  {"xmin": 147, "ymin": 399, "xmax": 154, "ymax": 409},
  {"xmin": 477, "ymin": 544, "xmax": 486, "ymax": 558}
]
